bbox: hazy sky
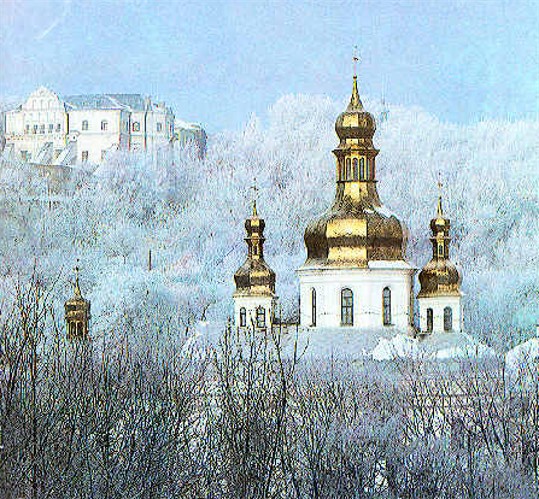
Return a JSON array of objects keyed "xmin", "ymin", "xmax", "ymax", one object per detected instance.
[{"xmin": 1, "ymin": 0, "xmax": 538, "ymax": 131}]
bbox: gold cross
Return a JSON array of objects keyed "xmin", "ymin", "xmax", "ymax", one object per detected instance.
[
  {"xmin": 353, "ymin": 46, "xmax": 359, "ymax": 77},
  {"xmin": 250, "ymin": 178, "xmax": 259, "ymax": 216}
]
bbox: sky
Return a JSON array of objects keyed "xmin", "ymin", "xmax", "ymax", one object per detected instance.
[{"xmin": 0, "ymin": 0, "xmax": 538, "ymax": 131}]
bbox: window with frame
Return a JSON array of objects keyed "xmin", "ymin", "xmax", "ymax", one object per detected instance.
[
  {"xmin": 341, "ymin": 288, "xmax": 353, "ymax": 326},
  {"xmin": 360, "ymin": 158, "xmax": 365, "ymax": 180},
  {"xmin": 82, "ymin": 151, "xmax": 89, "ymax": 162},
  {"xmin": 383, "ymin": 287, "xmax": 391, "ymax": 326},
  {"xmin": 240, "ymin": 307, "xmax": 246, "ymax": 327},
  {"xmin": 56, "ymin": 124, "xmax": 61, "ymax": 132},
  {"xmin": 48, "ymin": 124, "xmax": 54, "ymax": 133},
  {"xmin": 25, "ymin": 124, "xmax": 30, "ymax": 134},
  {"xmin": 82, "ymin": 120, "xmax": 89, "ymax": 131},
  {"xmin": 132, "ymin": 121, "xmax": 140, "ymax": 132},
  {"xmin": 427, "ymin": 308, "xmax": 433, "ymax": 332},
  {"xmin": 311, "ymin": 288, "xmax": 317, "ymax": 327},
  {"xmin": 366, "ymin": 158, "xmax": 370, "ymax": 179},
  {"xmin": 345, "ymin": 158, "xmax": 351, "ymax": 180},
  {"xmin": 33, "ymin": 125, "xmax": 38, "ymax": 134},
  {"xmin": 101, "ymin": 150, "xmax": 107, "ymax": 161},
  {"xmin": 39, "ymin": 124, "xmax": 45, "ymax": 134},
  {"xmin": 101, "ymin": 120, "xmax": 108, "ymax": 131},
  {"xmin": 156, "ymin": 122, "xmax": 163, "ymax": 132},
  {"xmin": 444, "ymin": 307, "xmax": 453, "ymax": 331},
  {"xmin": 256, "ymin": 306, "xmax": 266, "ymax": 328}
]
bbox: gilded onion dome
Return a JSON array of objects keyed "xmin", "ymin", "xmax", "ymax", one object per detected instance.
[
  {"xmin": 234, "ymin": 201, "xmax": 276, "ymax": 296},
  {"xmin": 65, "ymin": 265, "xmax": 91, "ymax": 339},
  {"xmin": 304, "ymin": 74, "xmax": 407, "ymax": 267},
  {"xmin": 417, "ymin": 196, "xmax": 462, "ymax": 298}
]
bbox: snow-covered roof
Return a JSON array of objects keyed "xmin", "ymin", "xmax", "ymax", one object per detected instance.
[{"xmin": 63, "ymin": 94, "xmax": 147, "ymax": 111}]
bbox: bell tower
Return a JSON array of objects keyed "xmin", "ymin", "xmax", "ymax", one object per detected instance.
[
  {"xmin": 417, "ymin": 182, "xmax": 463, "ymax": 334},
  {"xmin": 65, "ymin": 264, "xmax": 91, "ymax": 340},
  {"xmin": 233, "ymin": 186, "xmax": 277, "ymax": 331}
]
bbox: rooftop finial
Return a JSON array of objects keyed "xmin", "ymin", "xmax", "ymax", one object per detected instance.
[
  {"xmin": 437, "ymin": 173, "xmax": 444, "ymax": 217},
  {"xmin": 348, "ymin": 47, "xmax": 363, "ymax": 110},
  {"xmin": 251, "ymin": 178, "xmax": 259, "ymax": 217},
  {"xmin": 74, "ymin": 259, "xmax": 82, "ymax": 298}
]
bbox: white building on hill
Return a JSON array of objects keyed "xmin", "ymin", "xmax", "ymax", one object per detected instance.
[{"xmin": 2, "ymin": 86, "xmax": 174, "ymax": 165}]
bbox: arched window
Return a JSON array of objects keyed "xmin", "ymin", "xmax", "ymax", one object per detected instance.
[
  {"xmin": 427, "ymin": 308, "xmax": 433, "ymax": 332},
  {"xmin": 132, "ymin": 121, "xmax": 140, "ymax": 132},
  {"xmin": 101, "ymin": 120, "xmax": 108, "ymax": 131},
  {"xmin": 341, "ymin": 288, "xmax": 353, "ymax": 326},
  {"xmin": 444, "ymin": 307, "xmax": 453, "ymax": 331},
  {"xmin": 366, "ymin": 158, "xmax": 370, "ymax": 179},
  {"xmin": 240, "ymin": 307, "xmax": 246, "ymax": 327},
  {"xmin": 371, "ymin": 158, "xmax": 375, "ymax": 178},
  {"xmin": 352, "ymin": 158, "xmax": 358, "ymax": 180},
  {"xmin": 438, "ymin": 243, "xmax": 444, "ymax": 257},
  {"xmin": 383, "ymin": 287, "xmax": 391, "ymax": 326},
  {"xmin": 359, "ymin": 158, "xmax": 365, "ymax": 180},
  {"xmin": 311, "ymin": 288, "xmax": 317, "ymax": 327},
  {"xmin": 256, "ymin": 306, "xmax": 266, "ymax": 328},
  {"xmin": 82, "ymin": 120, "xmax": 88, "ymax": 131},
  {"xmin": 345, "ymin": 158, "xmax": 351, "ymax": 180}
]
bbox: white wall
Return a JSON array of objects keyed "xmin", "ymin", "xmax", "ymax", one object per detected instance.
[
  {"xmin": 234, "ymin": 295, "xmax": 276, "ymax": 330},
  {"xmin": 418, "ymin": 295, "xmax": 462, "ymax": 333},
  {"xmin": 298, "ymin": 264, "xmax": 415, "ymax": 331}
]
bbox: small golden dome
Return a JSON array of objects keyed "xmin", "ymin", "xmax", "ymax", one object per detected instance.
[
  {"xmin": 335, "ymin": 76, "xmax": 376, "ymax": 142},
  {"xmin": 234, "ymin": 202, "xmax": 276, "ymax": 296},
  {"xmin": 418, "ymin": 196, "xmax": 462, "ymax": 298},
  {"xmin": 418, "ymin": 259, "xmax": 461, "ymax": 298}
]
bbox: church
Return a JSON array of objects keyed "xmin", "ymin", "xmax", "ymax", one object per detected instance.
[{"xmin": 232, "ymin": 69, "xmax": 463, "ymax": 337}]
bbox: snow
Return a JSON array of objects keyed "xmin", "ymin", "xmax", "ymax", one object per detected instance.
[
  {"xmin": 277, "ymin": 327, "xmax": 493, "ymax": 363},
  {"xmin": 506, "ymin": 337, "xmax": 539, "ymax": 371},
  {"xmin": 368, "ymin": 260, "xmax": 414, "ymax": 270},
  {"xmin": 374, "ymin": 205, "xmax": 398, "ymax": 218}
]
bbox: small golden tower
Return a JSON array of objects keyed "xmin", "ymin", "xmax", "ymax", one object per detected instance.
[
  {"xmin": 233, "ymin": 186, "xmax": 277, "ymax": 331},
  {"xmin": 65, "ymin": 264, "xmax": 91, "ymax": 339},
  {"xmin": 417, "ymin": 182, "xmax": 463, "ymax": 333}
]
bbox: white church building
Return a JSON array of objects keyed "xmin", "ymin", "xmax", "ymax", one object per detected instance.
[{"xmin": 233, "ymin": 71, "xmax": 463, "ymax": 337}]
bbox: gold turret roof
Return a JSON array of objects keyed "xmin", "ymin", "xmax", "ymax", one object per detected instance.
[
  {"xmin": 302, "ymin": 71, "xmax": 408, "ymax": 268},
  {"xmin": 418, "ymin": 194, "xmax": 462, "ymax": 298},
  {"xmin": 234, "ymin": 201, "xmax": 276, "ymax": 297}
]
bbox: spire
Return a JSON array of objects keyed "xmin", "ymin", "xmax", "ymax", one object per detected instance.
[
  {"xmin": 437, "ymin": 174, "xmax": 444, "ymax": 218},
  {"xmin": 251, "ymin": 178, "xmax": 259, "ymax": 217},
  {"xmin": 74, "ymin": 261, "xmax": 82, "ymax": 298},
  {"xmin": 348, "ymin": 47, "xmax": 363, "ymax": 111}
]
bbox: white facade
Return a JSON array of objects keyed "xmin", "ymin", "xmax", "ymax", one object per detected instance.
[
  {"xmin": 298, "ymin": 262, "xmax": 415, "ymax": 331},
  {"xmin": 418, "ymin": 295, "xmax": 462, "ymax": 334},
  {"xmin": 233, "ymin": 295, "xmax": 277, "ymax": 331},
  {"xmin": 3, "ymin": 87, "xmax": 175, "ymax": 165}
]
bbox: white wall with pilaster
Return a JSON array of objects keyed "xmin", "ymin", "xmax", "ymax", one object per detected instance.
[{"xmin": 298, "ymin": 262, "xmax": 415, "ymax": 331}]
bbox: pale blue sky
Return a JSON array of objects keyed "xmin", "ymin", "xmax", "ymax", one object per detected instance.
[{"xmin": 1, "ymin": 0, "xmax": 537, "ymax": 131}]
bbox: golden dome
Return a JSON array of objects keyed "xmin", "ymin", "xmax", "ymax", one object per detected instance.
[
  {"xmin": 234, "ymin": 202, "xmax": 276, "ymax": 296},
  {"xmin": 303, "ymin": 74, "xmax": 408, "ymax": 268},
  {"xmin": 304, "ymin": 184, "xmax": 407, "ymax": 266},
  {"xmin": 335, "ymin": 76, "xmax": 376, "ymax": 142},
  {"xmin": 417, "ymin": 196, "xmax": 462, "ymax": 298}
]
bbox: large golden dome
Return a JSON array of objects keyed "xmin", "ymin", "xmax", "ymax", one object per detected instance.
[
  {"xmin": 417, "ymin": 197, "xmax": 462, "ymax": 298},
  {"xmin": 303, "ymin": 75, "xmax": 407, "ymax": 268}
]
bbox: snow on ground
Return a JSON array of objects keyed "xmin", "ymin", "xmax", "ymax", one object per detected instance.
[{"xmin": 188, "ymin": 321, "xmax": 495, "ymax": 363}]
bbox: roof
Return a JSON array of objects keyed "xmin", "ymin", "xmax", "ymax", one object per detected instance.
[{"xmin": 63, "ymin": 93, "xmax": 148, "ymax": 111}]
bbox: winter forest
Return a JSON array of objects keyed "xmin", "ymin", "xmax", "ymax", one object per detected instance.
[{"xmin": 1, "ymin": 94, "xmax": 538, "ymax": 497}]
